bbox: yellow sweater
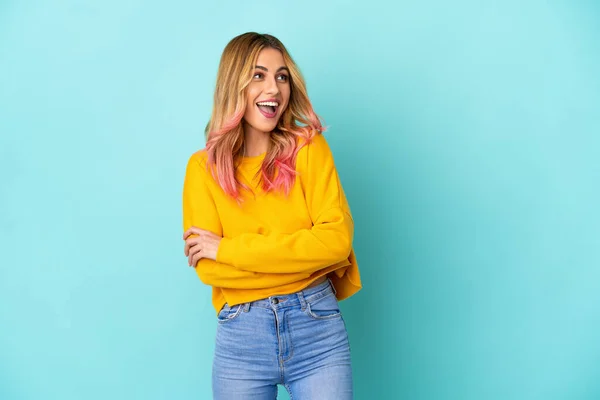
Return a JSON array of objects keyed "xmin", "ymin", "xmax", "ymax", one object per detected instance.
[{"xmin": 182, "ymin": 133, "xmax": 362, "ymax": 314}]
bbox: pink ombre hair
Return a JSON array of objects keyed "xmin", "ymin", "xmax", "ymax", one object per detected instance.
[{"xmin": 204, "ymin": 32, "xmax": 325, "ymax": 202}]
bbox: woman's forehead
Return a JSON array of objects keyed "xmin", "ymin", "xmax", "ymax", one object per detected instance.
[{"xmin": 255, "ymin": 48, "xmax": 286, "ymax": 67}]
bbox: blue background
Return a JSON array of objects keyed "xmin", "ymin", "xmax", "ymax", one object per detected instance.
[{"xmin": 1, "ymin": 1, "xmax": 599, "ymax": 399}]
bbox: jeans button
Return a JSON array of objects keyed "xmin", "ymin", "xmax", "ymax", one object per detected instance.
[{"xmin": 272, "ymin": 298, "xmax": 279, "ymax": 305}]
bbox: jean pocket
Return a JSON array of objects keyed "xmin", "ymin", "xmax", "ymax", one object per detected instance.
[
  {"xmin": 305, "ymin": 293, "xmax": 342, "ymax": 320},
  {"xmin": 217, "ymin": 303, "xmax": 243, "ymax": 324}
]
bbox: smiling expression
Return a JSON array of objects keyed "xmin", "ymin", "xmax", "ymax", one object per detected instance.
[{"xmin": 242, "ymin": 48, "xmax": 291, "ymax": 136}]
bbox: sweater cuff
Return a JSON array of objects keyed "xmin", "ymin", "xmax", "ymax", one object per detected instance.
[{"xmin": 216, "ymin": 237, "xmax": 235, "ymax": 266}]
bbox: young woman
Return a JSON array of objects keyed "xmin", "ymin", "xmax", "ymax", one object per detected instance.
[{"xmin": 182, "ymin": 32, "xmax": 362, "ymax": 399}]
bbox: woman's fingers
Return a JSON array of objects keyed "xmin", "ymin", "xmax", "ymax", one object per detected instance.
[
  {"xmin": 184, "ymin": 238, "xmax": 193, "ymax": 256},
  {"xmin": 183, "ymin": 227, "xmax": 197, "ymax": 239},
  {"xmin": 184, "ymin": 235, "xmax": 203, "ymax": 256},
  {"xmin": 183, "ymin": 226, "xmax": 220, "ymax": 265},
  {"xmin": 183, "ymin": 226, "xmax": 209, "ymax": 240},
  {"xmin": 191, "ymin": 249, "xmax": 204, "ymax": 268},
  {"xmin": 187, "ymin": 242, "xmax": 203, "ymax": 264}
]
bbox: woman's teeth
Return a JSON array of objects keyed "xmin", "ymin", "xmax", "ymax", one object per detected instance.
[{"xmin": 257, "ymin": 101, "xmax": 278, "ymax": 115}]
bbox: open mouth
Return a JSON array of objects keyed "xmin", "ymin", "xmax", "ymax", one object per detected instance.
[{"xmin": 256, "ymin": 101, "xmax": 279, "ymax": 119}]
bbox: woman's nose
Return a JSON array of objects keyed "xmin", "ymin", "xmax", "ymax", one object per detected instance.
[{"xmin": 264, "ymin": 76, "xmax": 279, "ymax": 95}]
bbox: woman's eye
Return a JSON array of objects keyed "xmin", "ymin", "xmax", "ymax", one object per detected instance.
[
  {"xmin": 253, "ymin": 73, "xmax": 263, "ymax": 79},
  {"xmin": 278, "ymin": 74, "xmax": 289, "ymax": 82}
]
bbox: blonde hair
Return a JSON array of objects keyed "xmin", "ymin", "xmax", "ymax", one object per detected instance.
[{"xmin": 204, "ymin": 32, "xmax": 324, "ymax": 202}]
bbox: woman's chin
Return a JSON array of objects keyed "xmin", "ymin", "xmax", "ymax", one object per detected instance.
[
  {"xmin": 257, "ymin": 122, "xmax": 279, "ymax": 133},
  {"xmin": 243, "ymin": 116, "xmax": 280, "ymax": 134}
]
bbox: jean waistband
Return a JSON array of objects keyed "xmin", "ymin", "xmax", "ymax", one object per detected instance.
[{"xmin": 241, "ymin": 278, "xmax": 336, "ymax": 311}]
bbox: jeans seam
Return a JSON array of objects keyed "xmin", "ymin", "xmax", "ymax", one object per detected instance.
[
  {"xmin": 216, "ymin": 304, "xmax": 244, "ymax": 324},
  {"xmin": 303, "ymin": 287, "xmax": 334, "ymax": 304},
  {"xmin": 305, "ymin": 302, "xmax": 342, "ymax": 320},
  {"xmin": 285, "ymin": 383, "xmax": 294, "ymax": 400},
  {"xmin": 282, "ymin": 311, "xmax": 294, "ymax": 363}
]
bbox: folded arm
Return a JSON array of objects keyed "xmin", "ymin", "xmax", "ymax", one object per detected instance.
[
  {"xmin": 216, "ymin": 134, "xmax": 354, "ymax": 274},
  {"xmin": 183, "ymin": 153, "xmax": 307, "ymax": 289}
]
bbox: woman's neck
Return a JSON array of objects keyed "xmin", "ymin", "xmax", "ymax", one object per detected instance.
[{"xmin": 243, "ymin": 125, "xmax": 270, "ymax": 157}]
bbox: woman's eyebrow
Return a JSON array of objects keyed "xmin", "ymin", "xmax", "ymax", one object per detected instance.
[{"xmin": 255, "ymin": 65, "xmax": 290, "ymax": 73}]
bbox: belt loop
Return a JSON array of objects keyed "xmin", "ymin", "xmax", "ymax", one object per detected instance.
[
  {"xmin": 328, "ymin": 278, "xmax": 337, "ymax": 296},
  {"xmin": 298, "ymin": 290, "xmax": 307, "ymax": 311},
  {"xmin": 243, "ymin": 302, "xmax": 250, "ymax": 312}
]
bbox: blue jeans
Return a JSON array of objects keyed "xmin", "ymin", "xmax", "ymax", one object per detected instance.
[{"xmin": 212, "ymin": 279, "xmax": 353, "ymax": 399}]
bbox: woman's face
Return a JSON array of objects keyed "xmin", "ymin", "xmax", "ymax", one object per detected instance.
[{"xmin": 243, "ymin": 48, "xmax": 291, "ymax": 135}]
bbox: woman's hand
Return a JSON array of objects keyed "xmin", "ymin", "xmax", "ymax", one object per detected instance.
[{"xmin": 183, "ymin": 227, "xmax": 222, "ymax": 267}]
